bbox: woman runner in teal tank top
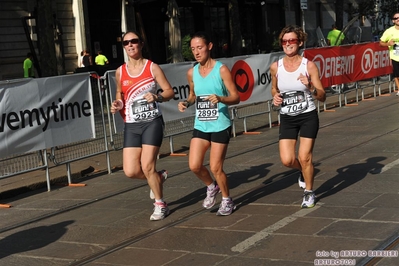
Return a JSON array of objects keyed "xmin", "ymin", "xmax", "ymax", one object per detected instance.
[{"xmin": 178, "ymin": 31, "xmax": 240, "ymax": 216}]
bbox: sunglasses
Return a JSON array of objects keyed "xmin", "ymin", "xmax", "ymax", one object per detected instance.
[
  {"xmin": 123, "ymin": 38, "xmax": 140, "ymax": 46},
  {"xmin": 393, "ymin": 17, "xmax": 399, "ymax": 20},
  {"xmin": 281, "ymin": 38, "xmax": 299, "ymax": 45}
]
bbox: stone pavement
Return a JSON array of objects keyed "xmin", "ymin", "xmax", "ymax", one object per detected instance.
[{"xmin": 0, "ymin": 87, "xmax": 398, "ymax": 266}]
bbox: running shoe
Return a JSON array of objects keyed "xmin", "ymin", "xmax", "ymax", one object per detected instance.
[
  {"xmin": 150, "ymin": 170, "xmax": 168, "ymax": 199},
  {"xmin": 396, "ymin": 91, "xmax": 399, "ymax": 96},
  {"xmin": 216, "ymin": 198, "xmax": 236, "ymax": 216},
  {"xmin": 298, "ymin": 172, "xmax": 306, "ymax": 189},
  {"xmin": 202, "ymin": 184, "xmax": 220, "ymax": 209},
  {"xmin": 301, "ymin": 191, "xmax": 316, "ymax": 208},
  {"xmin": 150, "ymin": 201, "xmax": 170, "ymax": 221}
]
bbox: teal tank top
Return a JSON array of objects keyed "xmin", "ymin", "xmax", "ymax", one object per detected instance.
[{"xmin": 193, "ymin": 61, "xmax": 231, "ymax": 132}]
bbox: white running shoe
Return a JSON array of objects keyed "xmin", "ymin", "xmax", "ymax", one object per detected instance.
[
  {"xmin": 202, "ymin": 184, "xmax": 220, "ymax": 209},
  {"xmin": 150, "ymin": 202, "xmax": 170, "ymax": 221},
  {"xmin": 150, "ymin": 170, "xmax": 168, "ymax": 199},
  {"xmin": 216, "ymin": 198, "xmax": 236, "ymax": 216},
  {"xmin": 301, "ymin": 191, "xmax": 316, "ymax": 208}
]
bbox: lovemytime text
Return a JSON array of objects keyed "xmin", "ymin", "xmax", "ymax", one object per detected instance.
[{"xmin": 0, "ymin": 98, "xmax": 92, "ymax": 132}]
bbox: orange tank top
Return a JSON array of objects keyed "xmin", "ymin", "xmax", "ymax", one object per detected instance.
[{"xmin": 119, "ymin": 60, "xmax": 162, "ymax": 123}]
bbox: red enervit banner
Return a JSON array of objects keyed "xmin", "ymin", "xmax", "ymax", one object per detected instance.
[{"xmin": 304, "ymin": 42, "xmax": 392, "ymax": 88}]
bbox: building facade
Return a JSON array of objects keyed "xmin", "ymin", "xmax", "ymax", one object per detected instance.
[{"xmin": 0, "ymin": 0, "xmax": 370, "ymax": 80}]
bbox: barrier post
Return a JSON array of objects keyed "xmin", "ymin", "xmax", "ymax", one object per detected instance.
[
  {"xmin": 389, "ymin": 74, "xmax": 397, "ymax": 93},
  {"xmin": 44, "ymin": 149, "xmax": 51, "ymax": 192},
  {"xmin": 267, "ymin": 101, "xmax": 272, "ymax": 128},
  {"xmin": 231, "ymin": 108, "xmax": 237, "ymax": 137},
  {"xmin": 100, "ymin": 75, "xmax": 112, "ymax": 174}
]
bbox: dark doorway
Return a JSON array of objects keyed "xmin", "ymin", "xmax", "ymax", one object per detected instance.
[{"xmin": 87, "ymin": 0, "xmax": 124, "ymax": 68}]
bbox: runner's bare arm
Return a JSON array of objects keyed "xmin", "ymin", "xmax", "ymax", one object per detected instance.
[
  {"xmin": 307, "ymin": 61, "xmax": 326, "ymax": 102},
  {"xmin": 152, "ymin": 63, "xmax": 175, "ymax": 102},
  {"xmin": 178, "ymin": 68, "xmax": 196, "ymax": 112},
  {"xmin": 217, "ymin": 65, "xmax": 240, "ymax": 105},
  {"xmin": 270, "ymin": 61, "xmax": 282, "ymax": 106}
]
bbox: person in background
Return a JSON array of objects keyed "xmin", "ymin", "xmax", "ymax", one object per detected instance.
[
  {"xmin": 177, "ymin": 31, "xmax": 240, "ymax": 216},
  {"xmin": 95, "ymin": 50, "xmax": 109, "ymax": 65},
  {"xmin": 82, "ymin": 50, "xmax": 92, "ymax": 67},
  {"xmin": 79, "ymin": 51, "xmax": 84, "ymax": 67},
  {"xmin": 380, "ymin": 12, "xmax": 399, "ymax": 96},
  {"xmin": 110, "ymin": 31, "xmax": 174, "ymax": 221},
  {"xmin": 23, "ymin": 52, "xmax": 35, "ymax": 78},
  {"xmin": 270, "ymin": 25, "xmax": 326, "ymax": 208},
  {"xmin": 327, "ymin": 24, "xmax": 345, "ymax": 46}
]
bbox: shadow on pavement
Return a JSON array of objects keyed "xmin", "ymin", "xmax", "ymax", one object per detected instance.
[
  {"xmin": 315, "ymin": 156, "xmax": 386, "ymax": 200},
  {"xmin": 0, "ymin": 220, "xmax": 74, "ymax": 259}
]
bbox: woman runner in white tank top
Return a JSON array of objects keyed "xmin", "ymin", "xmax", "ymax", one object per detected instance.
[{"xmin": 270, "ymin": 25, "xmax": 326, "ymax": 209}]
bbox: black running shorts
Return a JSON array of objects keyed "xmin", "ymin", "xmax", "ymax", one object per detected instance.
[
  {"xmin": 279, "ymin": 110, "xmax": 319, "ymax": 139},
  {"xmin": 392, "ymin": 60, "xmax": 399, "ymax": 78},
  {"xmin": 123, "ymin": 116, "xmax": 164, "ymax": 147},
  {"xmin": 192, "ymin": 126, "xmax": 232, "ymax": 144}
]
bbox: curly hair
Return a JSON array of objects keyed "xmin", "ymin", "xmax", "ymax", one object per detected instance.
[{"xmin": 278, "ymin": 25, "xmax": 307, "ymax": 47}]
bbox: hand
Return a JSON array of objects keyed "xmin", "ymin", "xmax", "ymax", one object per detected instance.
[
  {"xmin": 110, "ymin": 100, "xmax": 123, "ymax": 114},
  {"xmin": 178, "ymin": 101, "xmax": 188, "ymax": 112},
  {"xmin": 273, "ymin": 93, "xmax": 282, "ymax": 106},
  {"xmin": 143, "ymin": 92, "xmax": 157, "ymax": 103},
  {"xmin": 205, "ymin": 94, "xmax": 221, "ymax": 104},
  {"xmin": 298, "ymin": 73, "xmax": 311, "ymax": 88}
]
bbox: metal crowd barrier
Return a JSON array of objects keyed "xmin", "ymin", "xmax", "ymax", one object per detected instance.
[
  {"xmin": 321, "ymin": 75, "xmax": 393, "ymax": 112},
  {"xmin": 101, "ymin": 74, "xmax": 124, "ymax": 152},
  {"xmin": 163, "ymin": 116, "xmax": 195, "ymax": 154},
  {"xmin": 375, "ymin": 74, "xmax": 395, "ymax": 95},
  {"xmin": 0, "ymin": 72, "xmax": 111, "ymax": 197},
  {"xmin": 0, "ymin": 150, "xmax": 49, "ymax": 185},
  {"xmin": 47, "ymin": 72, "xmax": 111, "ymax": 186},
  {"xmin": 231, "ymin": 101, "xmax": 273, "ymax": 137}
]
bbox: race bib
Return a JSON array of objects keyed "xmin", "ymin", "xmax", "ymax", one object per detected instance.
[
  {"xmin": 280, "ymin": 91, "xmax": 308, "ymax": 115},
  {"xmin": 130, "ymin": 99, "xmax": 159, "ymax": 122},
  {"xmin": 196, "ymin": 95, "xmax": 219, "ymax": 121},
  {"xmin": 394, "ymin": 43, "xmax": 399, "ymax": 56}
]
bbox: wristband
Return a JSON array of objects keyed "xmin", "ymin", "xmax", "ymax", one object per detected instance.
[{"xmin": 156, "ymin": 94, "xmax": 164, "ymax": 102}]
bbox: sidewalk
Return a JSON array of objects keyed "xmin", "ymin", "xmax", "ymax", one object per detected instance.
[{"xmin": 0, "ymin": 86, "xmax": 398, "ymax": 265}]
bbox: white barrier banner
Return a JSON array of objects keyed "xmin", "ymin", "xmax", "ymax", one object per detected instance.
[
  {"xmin": 107, "ymin": 52, "xmax": 284, "ymax": 126},
  {"xmin": 0, "ymin": 74, "xmax": 95, "ymax": 157}
]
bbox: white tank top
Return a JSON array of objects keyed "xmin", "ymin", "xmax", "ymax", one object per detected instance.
[{"xmin": 276, "ymin": 57, "xmax": 316, "ymax": 115}]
